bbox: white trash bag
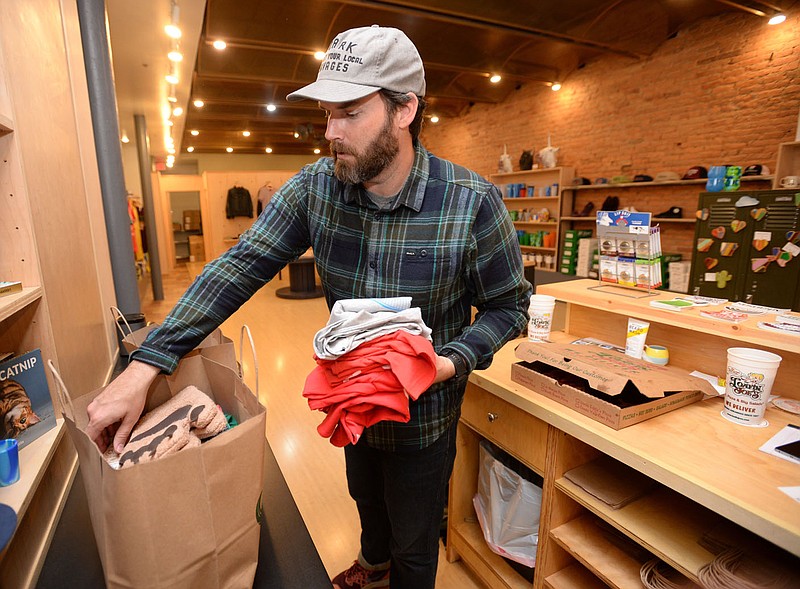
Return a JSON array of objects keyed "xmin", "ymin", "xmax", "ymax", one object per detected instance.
[{"xmin": 472, "ymin": 441, "xmax": 543, "ymax": 567}]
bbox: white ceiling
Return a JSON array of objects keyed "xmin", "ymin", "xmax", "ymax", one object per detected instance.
[{"xmin": 107, "ymin": 0, "xmax": 206, "ymax": 162}]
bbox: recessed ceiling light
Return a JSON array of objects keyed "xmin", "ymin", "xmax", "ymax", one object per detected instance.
[
  {"xmin": 242, "ymin": 130, "xmax": 251, "ymax": 137},
  {"xmin": 120, "ymin": 132, "xmax": 130, "ymax": 143},
  {"xmin": 430, "ymin": 115, "xmax": 439, "ymax": 123},
  {"xmin": 172, "ymin": 107, "xmax": 183, "ymax": 116},
  {"xmin": 193, "ymin": 99, "xmax": 204, "ymax": 108},
  {"xmin": 226, "ymin": 147, "xmax": 233, "ymax": 153},
  {"xmin": 190, "ymin": 129, "xmax": 199, "ymax": 136},
  {"xmin": 293, "ymin": 131, "xmax": 300, "ymax": 139},
  {"xmin": 168, "ymin": 50, "xmax": 183, "ymax": 62},
  {"xmin": 314, "ymin": 51, "xmax": 326, "ymax": 60},
  {"xmin": 266, "ymin": 104, "xmax": 277, "ymax": 112},
  {"xmin": 489, "ymin": 74, "xmax": 502, "ymax": 83},
  {"xmin": 167, "ymin": 93, "xmax": 177, "ymax": 103},
  {"xmin": 265, "ymin": 147, "xmax": 273, "ymax": 153},
  {"xmin": 213, "ymin": 39, "xmax": 227, "ymax": 50},
  {"xmin": 314, "ymin": 148, "xmax": 321, "ymax": 154},
  {"xmin": 165, "ymin": 24, "xmax": 181, "ymax": 39},
  {"xmin": 166, "ymin": 120, "xmax": 174, "ymax": 127},
  {"xmin": 165, "ymin": 73, "xmax": 179, "ymax": 85},
  {"xmin": 167, "ymin": 147, "xmax": 176, "ymax": 154},
  {"xmin": 187, "ymin": 146, "xmax": 194, "ymax": 152},
  {"xmin": 768, "ymin": 14, "xmax": 786, "ymax": 25},
  {"xmin": 551, "ymin": 82, "xmax": 562, "ymax": 91}
]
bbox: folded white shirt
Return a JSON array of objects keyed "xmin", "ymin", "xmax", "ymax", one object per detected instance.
[{"xmin": 313, "ymin": 297, "xmax": 433, "ymax": 360}]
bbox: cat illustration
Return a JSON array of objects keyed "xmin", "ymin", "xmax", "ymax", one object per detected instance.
[{"xmin": 1, "ymin": 379, "xmax": 41, "ymax": 438}]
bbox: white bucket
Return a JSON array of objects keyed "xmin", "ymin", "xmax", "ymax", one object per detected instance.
[
  {"xmin": 528, "ymin": 294, "xmax": 556, "ymax": 342},
  {"xmin": 721, "ymin": 347, "xmax": 782, "ymax": 427}
]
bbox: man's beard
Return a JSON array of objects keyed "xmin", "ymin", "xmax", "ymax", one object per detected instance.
[{"xmin": 330, "ymin": 115, "xmax": 399, "ymax": 184}]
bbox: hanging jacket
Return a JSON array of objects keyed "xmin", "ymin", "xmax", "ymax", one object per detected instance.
[{"xmin": 226, "ymin": 185, "xmax": 253, "ymax": 218}]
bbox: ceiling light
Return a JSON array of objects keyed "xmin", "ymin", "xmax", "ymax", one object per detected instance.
[
  {"xmin": 165, "ymin": 0, "xmax": 181, "ymax": 38},
  {"xmin": 242, "ymin": 130, "xmax": 251, "ymax": 137},
  {"xmin": 190, "ymin": 129, "xmax": 199, "ymax": 136},
  {"xmin": 314, "ymin": 148, "xmax": 321, "ymax": 154},
  {"xmin": 167, "ymin": 147, "xmax": 176, "ymax": 154},
  {"xmin": 166, "ymin": 160, "xmax": 174, "ymax": 168},
  {"xmin": 167, "ymin": 90, "xmax": 177, "ymax": 103},
  {"xmin": 165, "ymin": 72, "xmax": 179, "ymax": 85},
  {"xmin": 172, "ymin": 106, "xmax": 183, "ymax": 116},
  {"xmin": 213, "ymin": 39, "xmax": 227, "ymax": 50},
  {"xmin": 165, "ymin": 24, "xmax": 182, "ymax": 39},
  {"xmin": 193, "ymin": 99, "xmax": 204, "ymax": 108},
  {"xmin": 551, "ymin": 82, "xmax": 562, "ymax": 91},
  {"xmin": 314, "ymin": 51, "xmax": 326, "ymax": 60},
  {"xmin": 187, "ymin": 146, "xmax": 194, "ymax": 152},
  {"xmin": 768, "ymin": 14, "xmax": 786, "ymax": 25},
  {"xmin": 293, "ymin": 131, "xmax": 300, "ymax": 139},
  {"xmin": 226, "ymin": 147, "xmax": 233, "ymax": 153},
  {"xmin": 266, "ymin": 104, "xmax": 277, "ymax": 112},
  {"xmin": 265, "ymin": 147, "xmax": 273, "ymax": 153},
  {"xmin": 489, "ymin": 74, "xmax": 502, "ymax": 83},
  {"xmin": 168, "ymin": 50, "xmax": 183, "ymax": 62},
  {"xmin": 430, "ymin": 115, "xmax": 439, "ymax": 123},
  {"xmin": 120, "ymin": 132, "xmax": 130, "ymax": 143},
  {"xmin": 166, "ymin": 120, "xmax": 173, "ymax": 126}
]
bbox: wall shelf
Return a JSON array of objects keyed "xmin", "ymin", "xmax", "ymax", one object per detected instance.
[
  {"xmin": 0, "ymin": 286, "xmax": 42, "ymax": 323},
  {"xmin": 564, "ymin": 176, "xmax": 773, "ymax": 190}
]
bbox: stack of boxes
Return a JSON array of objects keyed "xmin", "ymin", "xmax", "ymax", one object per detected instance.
[
  {"xmin": 576, "ymin": 237, "xmax": 598, "ymax": 278},
  {"xmin": 561, "ymin": 229, "xmax": 593, "ymax": 275}
]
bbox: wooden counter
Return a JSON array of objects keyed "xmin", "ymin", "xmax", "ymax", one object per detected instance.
[{"xmin": 447, "ymin": 280, "xmax": 799, "ymax": 589}]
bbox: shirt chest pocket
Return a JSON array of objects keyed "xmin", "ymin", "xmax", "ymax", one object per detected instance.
[{"xmin": 397, "ymin": 249, "xmax": 452, "ymax": 294}]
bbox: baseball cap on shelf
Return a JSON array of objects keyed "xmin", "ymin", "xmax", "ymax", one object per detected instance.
[
  {"xmin": 682, "ymin": 166, "xmax": 708, "ymax": 180},
  {"xmin": 573, "ymin": 177, "xmax": 591, "ymax": 185},
  {"xmin": 743, "ymin": 164, "xmax": 770, "ymax": 176},
  {"xmin": 633, "ymin": 174, "xmax": 654, "ymax": 182},
  {"xmin": 287, "ymin": 25, "xmax": 426, "ymax": 103}
]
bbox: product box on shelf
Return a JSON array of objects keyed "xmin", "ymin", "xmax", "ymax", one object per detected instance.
[{"xmin": 511, "ymin": 341, "xmax": 716, "ymax": 429}]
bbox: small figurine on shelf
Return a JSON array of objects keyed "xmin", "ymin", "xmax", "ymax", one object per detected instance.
[
  {"xmin": 538, "ymin": 134, "xmax": 560, "ymax": 169},
  {"xmin": 519, "ymin": 149, "xmax": 534, "ymax": 170},
  {"xmin": 498, "ymin": 144, "xmax": 514, "ymax": 173}
]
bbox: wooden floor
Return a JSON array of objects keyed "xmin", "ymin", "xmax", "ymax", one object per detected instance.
[{"xmin": 139, "ymin": 263, "xmax": 482, "ymax": 588}]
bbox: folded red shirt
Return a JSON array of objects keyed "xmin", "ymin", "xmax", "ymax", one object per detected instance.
[{"xmin": 302, "ymin": 331, "xmax": 437, "ymax": 446}]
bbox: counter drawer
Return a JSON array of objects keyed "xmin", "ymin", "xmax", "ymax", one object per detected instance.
[{"xmin": 461, "ymin": 382, "xmax": 548, "ymax": 473}]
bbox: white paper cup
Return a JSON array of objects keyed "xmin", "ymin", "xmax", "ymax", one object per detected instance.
[
  {"xmin": 722, "ymin": 347, "xmax": 782, "ymax": 427},
  {"xmin": 528, "ymin": 294, "xmax": 556, "ymax": 341}
]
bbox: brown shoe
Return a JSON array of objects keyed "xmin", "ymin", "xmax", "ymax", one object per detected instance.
[{"xmin": 331, "ymin": 554, "xmax": 390, "ymax": 589}]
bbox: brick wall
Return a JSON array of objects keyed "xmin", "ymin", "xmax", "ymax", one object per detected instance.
[{"xmin": 420, "ymin": 12, "xmax": 799, "ymax": 259}]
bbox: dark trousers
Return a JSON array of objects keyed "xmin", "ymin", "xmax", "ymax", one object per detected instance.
[{"xmin": 344, "ymin": 417, "xmax": 459, "ymax": 589}]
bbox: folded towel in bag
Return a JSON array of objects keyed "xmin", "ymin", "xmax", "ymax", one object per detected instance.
[{"xmin": 117, "ymin": 385, "xmax": 228, "ymax": 469}]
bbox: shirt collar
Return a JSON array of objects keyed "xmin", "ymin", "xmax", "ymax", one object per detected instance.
[{"xmin": 342, "ymin": 142, "xmax": 430, "ymax": 213}]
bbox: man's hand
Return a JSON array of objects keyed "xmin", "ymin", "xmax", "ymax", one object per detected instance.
[
  {"xmin": 432, "ymin": 354, "xmax": 457, "ymax": 384},
  {"xmin": 85, "ymin": 360, "xmax": 161, "ymax": 453}
]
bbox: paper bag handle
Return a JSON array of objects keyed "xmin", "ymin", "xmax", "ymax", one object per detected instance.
[
  {"xmin": 110, "ymin": 305, "xmax": 133, "ymax": 338},
  {"xmin": 47, "ymin": 359, "xmax": 76, "ymax": 419},
  {"xmin": 239, "ymin": 324, "xmax": 259, "ymax": 396}
]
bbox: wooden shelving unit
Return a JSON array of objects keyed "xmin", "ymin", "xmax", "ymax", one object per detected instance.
[
  {"xmin": 447, "ymin": 279, "xmax": 800, "ymax": 589},
  {"xmin": 491, "ymin": 167, "xmax": 575, "ymax": 270},
  {"xmin": 1, "ymin": 2, "xmax": 117, "ymax": 586}
]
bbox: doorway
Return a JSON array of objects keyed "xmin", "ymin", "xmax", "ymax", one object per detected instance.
[{"xmin": 169, "ymin": 191, "xmax": 204, "ymax": 265}]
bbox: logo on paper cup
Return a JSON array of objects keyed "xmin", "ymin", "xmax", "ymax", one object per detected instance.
[{"xmin": 728, "ymin": 371, "xmax": 765, "ymax": 400}]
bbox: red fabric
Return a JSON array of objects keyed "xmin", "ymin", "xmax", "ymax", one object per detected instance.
[{"xmin": 303, "ymin": 331, "xmax": 437, "ymax": 447}]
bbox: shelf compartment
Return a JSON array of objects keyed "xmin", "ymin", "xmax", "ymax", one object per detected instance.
[
  {"xmin": 520, "ymin": 246, "xmax": 557, "ymax": 253},
  {"xmin": 549, "ymin": 515, "xmax": 647, "ymax": 589},
  {"xmin": 563, "ymin": 176, "xmax": 773, "ymax": 190},
  {"xmin": 560, "ymin": 216, "xmax": 696, "ymax": 223},
  {"xmin": 450, "ymin": 519, "xmax": 532, "ymax": 589},
  {"xmin": 0, "ymin": 286, "xmax": 42, "ymax": 323},
  {"xmin": 504, "ymin": 196, "xmax": 559, "ymax": 203},
  {"xmin": 556, "ymin": 477, "xmax": 718, "ymax": 581},
  {"xmin": 544, "ymin": 562, "xmax": 608, "ymax": 589}
]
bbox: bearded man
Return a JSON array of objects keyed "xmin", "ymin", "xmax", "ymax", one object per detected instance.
[{"xmin": 86, "ymin": 25, "xmax": 531, "ymax": 589}]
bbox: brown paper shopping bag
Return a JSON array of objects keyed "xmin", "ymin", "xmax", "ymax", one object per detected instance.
[{"xmin": 49, "ymin": 348, "xmax": 266, "ymax": 589}]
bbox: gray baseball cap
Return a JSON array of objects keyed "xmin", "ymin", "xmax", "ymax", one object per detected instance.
[{"xmin": 286, "ymin": 25, "xmax": 426, "ymax": 103}]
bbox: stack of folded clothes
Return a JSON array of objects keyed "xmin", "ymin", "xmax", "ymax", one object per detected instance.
[{"xmin": 304, "ymin": 297, "xmax": 437, "ymax": 447}]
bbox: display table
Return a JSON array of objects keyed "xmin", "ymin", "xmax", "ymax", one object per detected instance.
[
  {"xmin": 447, "ymin": 279, "xmax": 799, "ymax": 589},
  {"xmin": 276, "ymin": 251, "xmax": 323, "ymax": 299}
]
